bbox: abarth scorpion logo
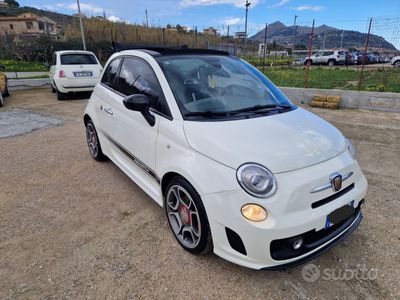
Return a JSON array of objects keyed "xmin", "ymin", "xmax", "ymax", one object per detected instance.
[{"xmin": 329, "ymin": 172, "xmax": 342, "ymax": 192}]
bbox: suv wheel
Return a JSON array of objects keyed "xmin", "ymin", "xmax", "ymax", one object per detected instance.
[
  {"xmin": 85, "ymin": 120, "xmax": 107, "ymax": 161},
  {"xmin": 304, "ymin": 59, "xmax": 313, "ymax": 66},
  {"xmin": 328, "ymin": 60, "xmax": 335, "ymax": 67},
  {"xmin": 394, "ymin": 61, "xmax": 400, "ymax": 68},
  {"xmin": 165, "ymin": 176, "xmax": 212, "ymax": 255}
]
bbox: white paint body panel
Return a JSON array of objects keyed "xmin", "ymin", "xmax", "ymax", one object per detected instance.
[{"xmin": 84, "ymin": 49, "xmax": 368, "ymax": 269}]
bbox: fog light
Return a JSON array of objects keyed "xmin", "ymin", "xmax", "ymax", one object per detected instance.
[
  {"xmin": 292, "ymin": 238, "xmax": 303, "ymax": 250},
  {"xmin": 241, "ymin": 204, "xmax": 267, "ymax": 222}
]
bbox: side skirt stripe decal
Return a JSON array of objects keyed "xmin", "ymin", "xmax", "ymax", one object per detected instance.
[{"xmin": 102, "ymin": 131, "xmax": 161, "ymax": 184}]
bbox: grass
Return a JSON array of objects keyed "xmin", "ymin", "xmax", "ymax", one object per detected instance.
[
  {"xmin": 0, "ymin": 60, "xmax": 48, "ymax": 72},
  {"xmin": 260, "ymin": 66, "xmax": 400, "ymax": 93}
]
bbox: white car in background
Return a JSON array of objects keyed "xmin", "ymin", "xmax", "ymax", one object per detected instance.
[
  {"xmin": 84, "ymin": 45, "xmax": 368, "ymax": 270},
  {"xmin": 305, "ymin": 50, "xmax": 346, "ymax": 66},
  {"xmin": 391, "ymin": 56, "xmax": 400, "ymax": 68},
  {"xmin": 49, "ymin": 50, "xmax": 102, "ymax": 100}
]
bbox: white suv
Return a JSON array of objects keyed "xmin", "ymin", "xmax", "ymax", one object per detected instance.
[
  {"xmin": 84, "ymin": 45, "xmax": 367, "ymax": 270},
  {"xmin": 305, "ymin": 50, "xmax": 346, "ymax": 66},
  {"xmin": 390, "ymin": 56, "xmax": 400, "ymax": 68},
  {"xmin": 49, "ymin": 50, "xmax": 102, "ymax": 100}
]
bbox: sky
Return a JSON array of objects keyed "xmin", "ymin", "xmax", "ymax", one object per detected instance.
[{"xmin": 19, "ymin": 0, "xmax": 400, "ymax": 47}]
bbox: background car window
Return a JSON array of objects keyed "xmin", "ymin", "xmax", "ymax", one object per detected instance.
[
  {"xmin": 115, "ymin": 57, "xmax": 169, "ymax": 116},
  {"xmin": 323, "ymin": 51, "xmax": 334, "ymax": 56},
  {"xmin": 60, "ymin": 54, "xmax": 97, "ymax": 65},
  {"xmin": 101, "ymin": 58, "xmax": 121, "ymax": 88}
]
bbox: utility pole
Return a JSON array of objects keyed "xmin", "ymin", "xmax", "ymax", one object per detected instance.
[
  {"xmin": 76, "ymin": 0, "xmax": 86, "ymax": 51},
  {"xmin": 340, "ymin": 29, "xmax": 344, "ymax": 48},
  {"xmin": 358, "ymin": 18, "xmax": 373, "ymax": 91},
  {"xmin": 305, "ymin": 19, "xmax": 315, "ymax": 88},
  {"xmin": 145, "ymin": 9, "xmax": 149, "ymax": 27},
  {"xmin": 244, "ymin": 0, "xmax": 251, "ymax": 56},
  {"xmin": 262, "ymin": 22, "xmax": 267, "ymax": 73},
  {"xmin": 226, "ymin": 25, "xmax": 230, "ymax": 51},
  {"xmin": 292, "ymin": 15, "xmax": 297, "ymax": 53}
]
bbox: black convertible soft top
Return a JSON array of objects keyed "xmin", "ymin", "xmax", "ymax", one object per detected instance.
[{"xmin": 111, "ymin": 41, "xmax": 229, "ymax": 56}]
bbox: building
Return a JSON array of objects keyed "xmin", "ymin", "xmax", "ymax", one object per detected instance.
[
  {"xmin": 203, "ymin": 27, "xmax": 217, "ymax": 36},
  {"xmin": 0, "ymin": 0, "xmax": 9, "ymax": 8},
  {"xmin": 0, "ymin": 13, "xmax": 58, "ymax": 38}
]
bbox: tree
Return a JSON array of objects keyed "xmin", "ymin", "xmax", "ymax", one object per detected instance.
[{"xmin": 5, "ymin": 0, "xmax": 20, "ymax": 7}]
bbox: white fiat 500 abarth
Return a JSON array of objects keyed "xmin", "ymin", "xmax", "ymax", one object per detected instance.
[{"xmin": 84, "ymin": 45, "xmax": 367, "ymax": 270}]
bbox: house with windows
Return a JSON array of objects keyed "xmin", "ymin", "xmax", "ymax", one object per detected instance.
[{"xmin": 0, "ymin": 13, "xmax": 58, "ymax": 38}]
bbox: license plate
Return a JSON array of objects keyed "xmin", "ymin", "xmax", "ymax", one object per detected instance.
[
  {"xmin": 325, "ymin": 205, "xmax": 355, "ymax": 229},
  {"xmin": 74, "ymin": 71, "xmax": 92, "ymax": 77}
]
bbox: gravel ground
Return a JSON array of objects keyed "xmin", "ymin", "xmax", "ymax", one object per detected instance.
[{"xmin": 0, "ymin": 89, "xmax": 399, "ymax": 299}]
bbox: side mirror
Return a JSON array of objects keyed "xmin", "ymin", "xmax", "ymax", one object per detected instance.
[
  {"xmin": 0, "ymin": 65, "xmax": 5, "ymax": 71},
  {"xmin": 123, "ymin": 94, "xmax": 155, "ymax": 126}
]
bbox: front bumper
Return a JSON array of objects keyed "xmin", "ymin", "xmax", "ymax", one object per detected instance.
[{"xmin": 201, "ymin": 151, "xmax": 368, "ymax": 270}]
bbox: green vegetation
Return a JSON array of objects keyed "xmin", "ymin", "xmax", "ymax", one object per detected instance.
[
  {"xmin": 259, "ymin": 67, "xmax": 400, "ymax": 93},
  {"xmin": 0, "ymin": 60, "xmax": 48, "ymax": 72}
]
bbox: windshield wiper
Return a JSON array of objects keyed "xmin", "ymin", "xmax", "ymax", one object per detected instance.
[
  {"xmin": 184, "ymin": 104, "xmax": 292, "ymax": 118},
  {"xmin": 185, "ymin": 110, "xmax": 229, "ymax": 117},
  {"xmin": 228, "ymin": 104, "xmax": 292, "ymax": 115}
]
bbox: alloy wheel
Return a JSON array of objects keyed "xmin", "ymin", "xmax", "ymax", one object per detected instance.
[
  {"xmin": 86, "ymin": 122, "xmax": 99, "ymax": 157},
  {"xmin": 166, "ymin": 185, "xmax": 201, "ymax": 248}
]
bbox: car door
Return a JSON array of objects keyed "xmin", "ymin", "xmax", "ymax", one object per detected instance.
[
  {"xmin": 93, "ymin": 57, "xmax": 122, "ymax": 152},
  {"xmin": 110, "ymin": 56, "xmax": 172, "ymax": 188}
]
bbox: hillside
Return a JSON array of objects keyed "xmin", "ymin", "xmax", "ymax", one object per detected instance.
[
  {"xmin": 0, "ymin": 5, "xmax": 73, "ymax": 27},
  {"xmin": 250, "ymin": 21, "xmax": 398, "ymax": 51}
]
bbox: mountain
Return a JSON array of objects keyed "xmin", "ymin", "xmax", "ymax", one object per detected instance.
[{"xmin": 250, "ymin": 21, "xmax": 398, "ymax": 51}]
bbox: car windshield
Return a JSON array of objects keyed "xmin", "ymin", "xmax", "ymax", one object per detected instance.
[
  {"xmin": 60, "ymin": 54, "xmax": 97, "ymax": 65},
  {"xmin": 156, "ymin": 55, "xmax": 294, "ymax": 120}
]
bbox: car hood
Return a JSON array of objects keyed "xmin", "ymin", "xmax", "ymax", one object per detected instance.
[{"xmin": 183, "ymin": 108, "xmax": 346, "ymax": 173}]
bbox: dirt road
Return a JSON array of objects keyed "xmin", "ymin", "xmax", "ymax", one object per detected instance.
[{"xmin": 0, "ymin": 89, "xmax": 399, "ymax": 299}]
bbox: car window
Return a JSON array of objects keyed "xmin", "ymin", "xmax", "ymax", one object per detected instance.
[
  {"xmin": 52, "ymin": 54, "xmax": 56, "ymax": 66},
  {"xmin": 338, "ymin": 51, "xmax": 345, "ymax": 55},
  {"xmin": 101, "ymin": 58, "xmax": 121, "ymax": 88},
  {"xmin": 60, "ymin": 54, "xmax": 98, "ymax": 65},
  {"xmin": 323, "ymin": 51, "xmax": 334, "ymax": 56},
  {"xmin": 115, "ymin": 57, "xmax": 170, "ymax": 117}
]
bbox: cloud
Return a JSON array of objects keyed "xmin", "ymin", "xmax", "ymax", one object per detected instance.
[
  {"xmin": 107, "ymin": 16, "xmax": 121, "ymax": 22},
  {"xmin": 294, "ymin": 5, "xmax": 325, "ymax": 11},
  {"xmin": 179, "ymin": 0, "xmax": 261, "ymax": 8},
  {"xmin": 56, "ymin": 2, "xmax": 107, "ymax": 14},
  {"xmin": 270, "ymin": 0, "xmax": 290, "ymax": 8},
  {"xmin": 219, "ymin": 17, "xmax": 244, "ymax": 26}
]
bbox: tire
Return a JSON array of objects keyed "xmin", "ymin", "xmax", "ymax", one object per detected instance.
[
  {"xmin": 85, "ymin": 119, "xmax": 107, "ymax": 161},
  {"xmin": 328, "ymin": 60, "xmax": 335, "ymax": 67},
  {"xmin": 51, "ymin": 85, "xmax": 56, "ymax": 93},
  {"xmin": 304, "ymin": 59, "xmax": 312, "ymax": 66},
  {"xmin": 3, "ymin": 80, "xmax": 10, "ymax": 97},
  {"xmin": 394, "ymin": 61, "xmax": 400, "ymax": 68},
  {"xmin": 56, "ymin": 89, "xmax": 68, "ymax": 100},
  {"xmin": 165, "ymin": 176, "xmax": 212, "ymax": 255}
]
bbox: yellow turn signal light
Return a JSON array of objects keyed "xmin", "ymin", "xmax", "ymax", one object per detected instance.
[{"xmin": 241, "ymin": 204, "xmax": 267, "ymax": 222}]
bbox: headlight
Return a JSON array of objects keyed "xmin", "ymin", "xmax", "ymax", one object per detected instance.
[
  {"xmin": 237, "ymin": 163, "xmax": 277, "ymax": 198},
  {"xmin": 345, "ymin": 137, "xmax": 356, "ymax": 158}
]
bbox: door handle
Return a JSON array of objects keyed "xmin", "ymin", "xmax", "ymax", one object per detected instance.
[{"xmin": 104, "ymin": 107, "xmax": 113, "ymax": 116}]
